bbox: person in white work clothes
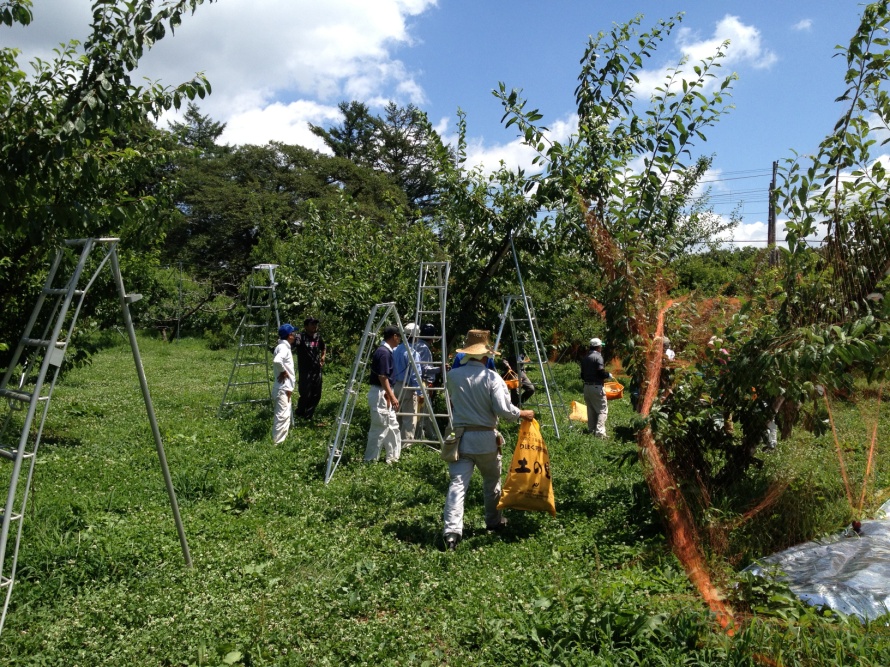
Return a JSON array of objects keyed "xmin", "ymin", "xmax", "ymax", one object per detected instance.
[{"xmin": 272, "ymin": 323, "xmax": 297, "ymax": 444}]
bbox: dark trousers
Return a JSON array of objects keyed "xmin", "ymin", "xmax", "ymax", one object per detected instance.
[
  {"xmin": 295, "ymin": 371, "xmax": 322, "ymax": 418},
  {"xmin": 510, "ymin": 372, "xmax": 535, "ymax": 406}
]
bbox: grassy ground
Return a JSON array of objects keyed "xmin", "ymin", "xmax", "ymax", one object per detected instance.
[{"xmin": 1, "ymin": 335, "xmax": 890, "ymax": 665}]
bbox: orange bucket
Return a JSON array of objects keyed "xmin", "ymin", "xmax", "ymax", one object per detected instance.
[
  {"xmin": 604, "ymin": 381, "xmax": 624, "ymax": 400},
  {"xmin": 502, "ymin": 370, "xmax": 520, "ymax": 390}
]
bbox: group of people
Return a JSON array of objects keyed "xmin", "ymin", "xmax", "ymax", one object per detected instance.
[
  {"xmin": 271, "ymin": 317, "xmax": 621, "ymax": 551},
  {"xmin": 361, "ymin": 326, "xmax": 535, "ymax": 550},
  {"xmin": 271, "ymin": 317, "xmax": 327, "ymax": 445},
  {"xmin": 362, "ymin": 322, "xmax": 443, "ymax": 463}
]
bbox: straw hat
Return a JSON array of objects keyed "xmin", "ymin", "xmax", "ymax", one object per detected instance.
[{"xmin": 456, "ymin": 329, "xmax": 499, "ymax": 356}]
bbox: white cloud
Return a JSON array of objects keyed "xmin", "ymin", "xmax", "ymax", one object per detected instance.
[
  {"xmin": 217, "ymin": 101, "xmax": 343, "ymax": 149},
  {"xmin": 461, "ymin": 114, "xmax": 578, "ymax": 174},
  {"xmin": 634, "ymin": 15, "xmax": 776, "ymax": 99},
  {"xmin": 792, "ymin": 19, "xmax": 813, "ymax": 32},
  {"xmin": 8, "ymin": 0, "xmax": 437, "ymax": 146},
  {"xmin": 679, "ymin": 16, "xmax": 777, "ymax": 70}
]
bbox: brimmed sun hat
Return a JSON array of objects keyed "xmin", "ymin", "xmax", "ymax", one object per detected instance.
[{"xmin": 457, "ymin": 329, "xmax": 499, "ymax": 356}]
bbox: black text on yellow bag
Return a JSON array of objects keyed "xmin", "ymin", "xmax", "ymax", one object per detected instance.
[{"xmin": 497, "ymin": 419, "xmax": 556, "ymax": 516}]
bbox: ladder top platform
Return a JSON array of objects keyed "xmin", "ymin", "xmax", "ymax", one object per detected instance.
[{"xmin": 64, "ymin": 237, "xmax": 119, "ymax": 246}]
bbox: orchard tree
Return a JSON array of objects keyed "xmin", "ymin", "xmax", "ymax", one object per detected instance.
[
  {"xmin": 707, "ymin": 0, "xmax": 890, "ymax": 473},
  {"xmin": 1, "ymin": 0, "xmax": 213, "ymax": 241},
  {"xmin": 494, "ymin": 13, "xmax": 739, "ymax": 627},
  {"xmin": 0, "ymin": 0, "xmax": 215, "ymax": 351}
]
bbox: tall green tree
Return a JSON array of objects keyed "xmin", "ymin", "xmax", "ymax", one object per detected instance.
[
  {"xmin": 168, "ymin": 101, "xmax": 229, "ymax": 156},
  {"xmin": 310, "ymin": 101, "xmax": 445, "ymax": 214},
  {"xmin": 309, "ymin": 100, "xmax": 381, "ymax": 165},
  {"xmin": 164, "ymin": 141, "xmax": 410, "ymax": 297}
]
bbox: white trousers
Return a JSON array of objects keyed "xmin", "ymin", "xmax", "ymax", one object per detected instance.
[
  {"xmin": 583, "ymin": 384, "xmax": 608, "ymax": 438},
  {"xmin": 393, "ymin": 380, "xmax": 418, "ymax": 441},
  {"xmin": 272, "ymin": 386, "xmax": 292, "ymax": 444},
  {"xmin": 364, "ymin": 385, "xmax": 401, "ymax": 463},
  {"xmin": 443, "ymin": 451, "xmax": 503, "ymax": 536}
]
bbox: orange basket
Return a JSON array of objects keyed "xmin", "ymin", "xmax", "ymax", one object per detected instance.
[
  {"xmin": 604, "ymin": 381, "xmax": 624, "ymax": 400},
  {"xmin": 502, "ymin": 370, "xmax": 520, "ymax": 390}
]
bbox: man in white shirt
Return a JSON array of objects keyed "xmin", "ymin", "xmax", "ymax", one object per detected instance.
[
  {"xmin": 443, "ymin": 329, "xmax": 534, "ymax": 551},
  {"xmin": 272, "ymin": 323, "xmax": 297, "ymax": 444},
  {"xmin": 364, "ymin": 326, "xmax": 402, "ymax": 463}
]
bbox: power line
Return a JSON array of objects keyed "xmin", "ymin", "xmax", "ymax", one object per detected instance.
[{"xmin": 699, "ymin": 173, "xmax": 772, "ymax": 183}]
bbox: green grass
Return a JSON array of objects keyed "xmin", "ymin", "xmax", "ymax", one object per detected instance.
[{"xmin": 1, "ymin": 335, "xmax": 890, "ymax": 665}]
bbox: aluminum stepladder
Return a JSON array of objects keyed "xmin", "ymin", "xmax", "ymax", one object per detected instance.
[
  {"xmin": 218, "ymin": 264, "xmax": 281, "ymax": 416},
  {"xmin": 492, "ymin": 234, "xmax": 567, "ymax": 438},
  {"xmin": 324, "ymin": 303, "xmax": 443, "ymax": 484},
  {"xmin": 0, "ymin": 238, "xmax": 191, "ymax": 635},
  {"xmin": 493, "ymin": 294, "xmax": 567, "ymax": 439},
  {"xmin": 395, "ymin": 261, "xmax": 452, "ymax": 450}
]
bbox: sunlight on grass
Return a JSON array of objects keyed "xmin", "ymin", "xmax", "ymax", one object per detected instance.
[{"xmin": 1, "ymin": 335, "xmax": 889, "ymax": 664}]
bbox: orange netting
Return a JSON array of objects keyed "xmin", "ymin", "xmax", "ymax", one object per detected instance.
[{"xmin": 581, "ymin": 201, "xmax": 736, "ymax": 632}]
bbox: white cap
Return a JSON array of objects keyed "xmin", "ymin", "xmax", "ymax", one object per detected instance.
[
  {"xmin": 590, "ymin": 337, "xmax": 603, "ymax": 347},
  {"xmin": 404, "ymin": 323, "xmax": 417, "ymax": 335}
]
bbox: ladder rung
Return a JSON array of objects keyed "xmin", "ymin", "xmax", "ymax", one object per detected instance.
[
  {"xmin": 22, "ymin": 338, "xmax": 66, "ymax": 349},
  {"xmin": 221, "ymin": 398, "xmax": 271, "ymax": 406},
  {"xmin": 0, "ymin": 447, "xmax": 18, "ymax": 461},
  {"xmin": 0, "ymin": 575, "xmax": 12, "ymax": 589},
  {"xmin": 239, "ymin": 343, "xmax": 267, "ymax": 348},
  {"xmin": 43, "ymin": 288, "xmax": 85, "ymax": 297},
  {"xmin": 0, "ymin": 388, "xmax": 45, "ymax": 403},
  {"xmin": 235, "ymin": 362, "xmax": 266, "ymax": 368},
  {"xmin": 64, "ymin": 237, "xmax": 118, "ymax": 246},
  {"xmin": 0, "ymin": 507, "xmax": 23, "ymax": 521}
]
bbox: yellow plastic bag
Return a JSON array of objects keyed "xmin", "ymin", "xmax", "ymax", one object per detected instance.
[
  {"xmin": 569, "ymin": 400, "xmax": 587, "ymax": 422},
  {"xmin": 497, "ymin": 419, "xmax": 556, "ymax": 516}
]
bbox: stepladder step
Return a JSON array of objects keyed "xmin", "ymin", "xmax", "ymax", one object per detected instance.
[
  {"xmin": 0, "ymin": 388, "xmax": 44, "ymax": 403},
  {"xmin": 22, "ymin": 338, "xmax": 66, "ymax": 349}
]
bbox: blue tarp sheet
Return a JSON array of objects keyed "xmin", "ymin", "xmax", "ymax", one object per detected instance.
[{"xmin": 746, "ymin": 500, "xmax": 890, "ymax": 620}]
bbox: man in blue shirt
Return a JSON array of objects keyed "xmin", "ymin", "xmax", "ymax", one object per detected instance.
[
  {"xmin": 392, "ymin": 323, "xmax": 421, "ymax": 441},
  {"xmin": 364, "ymin": 325, "xmax": 402, "ymax": 464}
]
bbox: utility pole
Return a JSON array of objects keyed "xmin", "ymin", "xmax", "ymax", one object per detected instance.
[{"xmin": 768, "ymin": 160, "xmax": 778, "ymax": 266}]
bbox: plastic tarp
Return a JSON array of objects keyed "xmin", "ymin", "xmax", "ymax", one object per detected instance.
[{"xmin": 746, "ymin": 499, "xmax": 890, "ymax": 620}]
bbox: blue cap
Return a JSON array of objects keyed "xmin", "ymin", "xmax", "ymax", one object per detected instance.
[{"xmin": 279, "ymin": 323, "xmax": 295, "ymax": 339}]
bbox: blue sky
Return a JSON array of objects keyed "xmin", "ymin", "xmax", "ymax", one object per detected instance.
[{"xmin": 7, "ymin": 0, "xmax": 872, "ymax": 243}]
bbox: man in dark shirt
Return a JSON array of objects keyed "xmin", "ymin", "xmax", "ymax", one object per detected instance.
[
  {"xmin": 503, "ymin": 352, "xmax": 535, "ymax": 406},
  {"xmin": 292, "ymin": 316, "xmax": 326, "ymax": 419},
  {"xmin": 363, "ymin": 325, "xmax": 402, "ymax": 463},
  {"xmin": 580, "ymin": 337, "xmax": 611, "ymax": 438}
]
